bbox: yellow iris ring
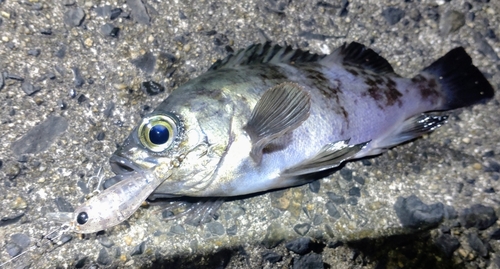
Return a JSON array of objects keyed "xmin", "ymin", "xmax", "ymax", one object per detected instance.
[{"xmin": 138, "ymin": 115, "xmax": 177, "ymax": 152}]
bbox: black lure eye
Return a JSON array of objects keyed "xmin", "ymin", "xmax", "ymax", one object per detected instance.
[
  {"xmin": 76, "ymin": 212, "xmax": 88, "ymax": 225},
  {"xmin": 138, "ymin": 114, "xmax": 180, "ymax": 152},
  {"xmin": 149, "ymin": 124, "xmax": 170, "ymax": 145}
]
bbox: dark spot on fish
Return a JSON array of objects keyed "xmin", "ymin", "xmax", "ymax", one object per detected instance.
[
  {"xmin": 385, "ymin": 78, "xmax": 403, "ymax": 107},
  {"xmin": 411, "ymin": 75, "xmax": 441, "ymax": 105},
  {"xmin": 346, "ymin": 68, "xmax": 359, "ymax": 76},
  {"xmin": 362, "ymin": 75, "xmax": 402, "ymax": 108}
]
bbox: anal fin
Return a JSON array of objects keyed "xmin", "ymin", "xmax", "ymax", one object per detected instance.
[
  {"xmin": 378, "ymin": 113, "xmax": 448, "ymax": 149},
  {"xmin": 282, "ymin": 139, "xmax": 369, "ymax": 177},
  {"xmin": 244, "ymin": 82, "xmax": 311, "ymax": 163}
]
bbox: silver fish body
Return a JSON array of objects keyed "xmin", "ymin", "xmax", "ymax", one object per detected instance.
[{"xmin": 54, "ymin": 42, "xmax": 494, "ymax": 233}]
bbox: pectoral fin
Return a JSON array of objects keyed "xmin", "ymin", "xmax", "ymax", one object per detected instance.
[
  {"xmin": 244, "ymin": 82, "xmax": 311, "ymax": 163},
  {"xmin": 282, "ymin": 139, "xmax": 369, "ymax": 177}
]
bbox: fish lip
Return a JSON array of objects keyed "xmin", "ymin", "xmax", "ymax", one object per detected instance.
[{"xmin": 109, "ymin": 155, "xmax": 142, "ymax": 175}]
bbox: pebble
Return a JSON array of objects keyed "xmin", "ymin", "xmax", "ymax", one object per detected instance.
[
  {"xmin": 141, "ymin": 81, "xmax": 165, "ymax": 96},
  {"xmin": 467, "ymin": 232, "xmax": 488, "ymax": 257},
  {"xmin": 292, "ymin": 252, "xmax": 323, "ymax": 269},
  {"xmin": 340, "ymin": 168, "xmax": 353, "ymax": 181},
  {"xmin": 27, "ymin": 48, "xmax": 41, "ymax": 56},
  {"xmin": 6, "ymin": 243, "xmax": 22, "ymax": 257},
  {"xmin": 54, "ymin": 196, "xmax": 74, "ymax": 212},
  {"xmin": 11, "ymin": 116, "xmax": 68, "ymax": 155},
  {"xmin": 312, "ymin": 214, "xmax": 323, "ymax": 226},
  {"xmin": 261, "ymin": 250, "xmax": 282, "ymax": 263},
  {"xmin": 97, "ymin": 248, "xmax": 112, "ymax": 266},
  {"xmin": 84, "ymin": 37, "xmax": 93, "ymax": 47},
  {"xmin": 485, "ymin": 161, "xmax": 500, "ymax": 172},
  {"xmin": 110, "ymin": 8, "xmax": 123, "ymax": 20},
  {"xmin": 326, "ymin": 192, "xmax": 346, "ymax": 205},
  {"xmin": 474, "ymin": 32, "xmax": 500, "ymax": 61},
  {"xmin": 206, "ymin": 222, "xmax": 225, "ymax": 236},
  {"xmin": 226, "ymin": 225, "xmax": 237, "ymax": 236},
  {"xmin": 95, "ymin": 5, "xmax": 111, "ymax": 18},
  {"xmin": 127, "ymin": 0, "xmax": 150, "ymax": 25},
  {"xmin": 169, "ymin": 224, "xmax": 185, "ymax": 235},
  {"xmin": 12, "ymin": 197, "xmax": 27, "ymax": 209},
  {"xmin": 434, "ymin": 234, "xmax": 460, "ymax": 257},
  {"xmin": 382, "ymin": 7, "xmax": 405, "ymax": 25},
  {"xmin": 439, "ymin": 10, "xmax": 465, "ymax": 35},
  {"xmin": 130, "ymin": 241, "xmax": 146, "ymax": 256},
  {"xmin": 99, "ymin": 237, "xmax": 114, "ymax": 248},
  {"xmin": 472, "ymin": 163, "xmax": 482, "ymax": 170},
  {"xmin": 64, "ymin": 7, "xmax": 85, "ymax": 27},
  {"xmin": 55, "ymin": 45, "xmax": 66, "ymax": 58},
  {"xmin": 490, "ymin": 228, "xmax": 500, "ymax": 240},
  {"xmin": 131, "ymin": 52, "xmax": 156, "ymax": 74},
  {"xmin": 459, "ymin": 204, "xmax": 498, "ymax": 230},
  {"xmin": 325, "ymin": 201, "xmax": 341, "ymax": 219},
  {"xmin": 101, "ymin": 23, "xmax": 120, "ymax": 37},
  {"xmin": 21, "ymin": 81, "xmax": 41, "ymax": 95},
  {"xmin": 308, "ymin": 180, "xmax": 320, "ymax": 193},
  {"xmin": 285, "ymin": 237, "xmax": 313, "ymax": 255},
  {"xmin": 393, "ymin": 194, "xmax": 444, "ymax": 228},
  {"xmin": 0, "ymin": 71, "xmax": 4, "ymax": 90},
  {"xmin": 348, "ymin": 187, "xmax": 361, "ymax": 197},
  {"xmin": 293, "ymin": 223, "xmax": 311, "ymax": 236},
  {"xmin": 72, "ymin": 67, "xmax": 85, "ymax": 88},
  {"xmin": 262, "ymin": 223, "xmax": 286, "ymax": 248}
]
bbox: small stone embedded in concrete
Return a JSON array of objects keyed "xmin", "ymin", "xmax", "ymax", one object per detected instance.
[
  {"xmin": 435, "ymin": 234, "xmax": 460, "ymax": 258},
  {"xmin": 55, "ymin": 197, "xmax": 74, "ymax": 212},
  {"xmin": 27, "ymin": 48, "xmax": 41, "ymax": 56},
  {"xmin": 127, "ymin": 0, "xmax": 150, "ymax": 25},
  {"xmin": 468, "ymin": 232, "xmax": 488, "ymax": 257},
  {"xmin": 72, "ymin": 67, "xmax": 84, "ymax": 88},
  {"xmin": 459, "ymin": 204, "xmax": 498, "ymax": 230},
  {"xmin": 101, "ymin": 23, "xmax": 119, "ymax": 37},
  {"xmin": 40, "ymin": 28, "xmax": 52, "ymax": 35},
  {"xmin": 6, "ymin": 243, "xmax": 22, "ymax": 257},
  {"xmin": 348, "ymin": 187, "xmax": 361, "ymax": 197},
  {"xmin": 308, "ymin": 180, "xmax": 320, "ymax": 193},
  {"xmin": 439, "ymin": 10, "xmax": 465, "ymax": 35},
  {"xmin": 77, "ymin": 94, "xmax": 87, "ymax": 103},
  {"xmin": 141, "ymin": 81, "xmax": 164, "ymax": 96},
  {"xmin": 293, "ymin": 223, "xmax": 311, "ymax": 236},
  {"xmin": 21, "ymin": 81, "xmax": 41, "ymax": 95},
  {"xmin": 96, "ymin": 131, "xmax": 105, "ymax": 141},
  {"xmin": 326, "ymin": 201, "xmax": 341, "ymax": 219},
  {"xmin": 130, "ymin": 241, "xmax": 146, "ymax": 256},
  {"xmin": 261, "ymin": 250, "xmax": 282, "ymax": 263},
  {"xmin": 262, "ymin": 223, "xmax": 287, "ymax": 249},
  {"xmin": 0, "ymin": 71, "xmax": 4, "ymax": 90},
  {"xmin": 110, "ymin": 8, "xmax": 123, "ymax": 20},
  {"xmin": 169, "ymin": 224, "xmax": 185, "ymax": 235},
  {"xmin": 327, "ymin": 192, "xmax": 345, "ymax": 204},
  {"xmin": 64, "ymin": 7, "xmax": 85, "ymax": 27},
  {"xmin": 11, "ymin": 116, "xmax": 68, "ymax": 155},
  {"xmin": 285, "ymin": 237, "xmax": 313, "ymax": 255},
  {"xmin": 347, "ymin": 197, "xmax": 358, "ymax": 205},
  {"xmin": 11, "ymin": 233, "xmax": 31, "ymax": 250},
  {"xmin": 207, "ymin": 222, "xmax": 225, "ymax": 236},
  {"xmin": 353, "ymin": 176, "xmax": 365, "ymax": 185},
  {"xmin": 340, "ymin": 168, "xmax": 352, "ymax": 181},
  {"xmin": 394, "ymin": 194, "xmax": 444, "ymax": 228},
  {"xmin": 382, "ymin": 7, "xmax": 405, "ymax": 25},
  {"xmin": 97, "ymin": 248, "xmax": 112, "ymax": 265},
  {"xmin": 312, "ymin": 214, "xmax": 323, "ymax": 226},
  {"xmin": 131, "ymin": 52, "xmax": 156, "ymax": 74},
  {"xmin": 226, "ymin": 225, "xmax": 237, "ymax": 236},
  {"xmin": 474, "ymin": 32, "xmax": 500, "ymax": 61},
  {"xmin": 99, "ymin": 237, "xmax": 114, "ymax": 248},
  {"xmin": 55, "ymin": 45, "xmax": 66, "ymax": 58},
  {"xmin": 95, "ymin": 5, "xmax": 111, "ymax": 18},
  {"xmin": 292, "ymin": 252, "xmax": 323, "ymax": 269}
]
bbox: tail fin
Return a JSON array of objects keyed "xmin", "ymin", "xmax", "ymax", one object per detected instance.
[{"xmin": 420, "ymin": 47, "xmax": 494, "ymax": 110}]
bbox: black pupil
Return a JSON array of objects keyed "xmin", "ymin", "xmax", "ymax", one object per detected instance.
[
  {"xmin": 149, "ymin": 124, "xmax": 169, "ymax": 145},
  {"xmin": 77, "ymin": 212, "xmax": 88, "ymax": 225}
]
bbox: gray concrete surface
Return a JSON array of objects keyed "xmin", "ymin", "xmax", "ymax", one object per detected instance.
[{"xmin": 0, "ymin": 0, "xmax": 499, "ymax": 268}]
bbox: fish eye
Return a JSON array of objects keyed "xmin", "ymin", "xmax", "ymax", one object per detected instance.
[
  {"xmin": 138, "ymin": 114, "xmax": 179, "ymax": 152},
  {"xmin": 76, "ymin": 212, "xmax": 88, "ymax": 225}
]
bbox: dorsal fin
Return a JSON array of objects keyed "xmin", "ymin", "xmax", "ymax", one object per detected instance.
[
  {"xmin": 208, "ymin": 42, "xmax": 325, "ymax": 71},
  {"xmin": 321, "ymin": 42, "xmax": 396, "ymax": 75}
]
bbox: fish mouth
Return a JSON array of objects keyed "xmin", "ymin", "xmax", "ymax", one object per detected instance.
[{"xmin": 110, "ymin": 155, "xmax": 143, "ymax": 175}]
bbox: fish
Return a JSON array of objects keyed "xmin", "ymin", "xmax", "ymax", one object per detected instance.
[{"xmin": 50, "ymin": 41, "xmax": 494, "ymax": 233}]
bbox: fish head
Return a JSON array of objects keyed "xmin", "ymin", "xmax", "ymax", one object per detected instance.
[{"xmin": 110, "ymin": 86, "xmax": 234, "ymax": 196}]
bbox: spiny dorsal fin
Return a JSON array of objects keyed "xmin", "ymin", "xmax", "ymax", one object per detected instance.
[
  {"xmin": 244, "ymin": 82, "xmax": 311, "ymax": 164},
  {"xmin": 209, "ymin": 42, "xmax": 325, "ymax": 71},
  {"xmin": 321, "ymin": 42, "xmax": 396, "ymax": 75}
]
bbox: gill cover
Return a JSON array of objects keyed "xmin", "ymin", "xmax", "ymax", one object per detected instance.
[{"xmin": 138, "ymin": 112, "xmax": 183, "ymax": 152}]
